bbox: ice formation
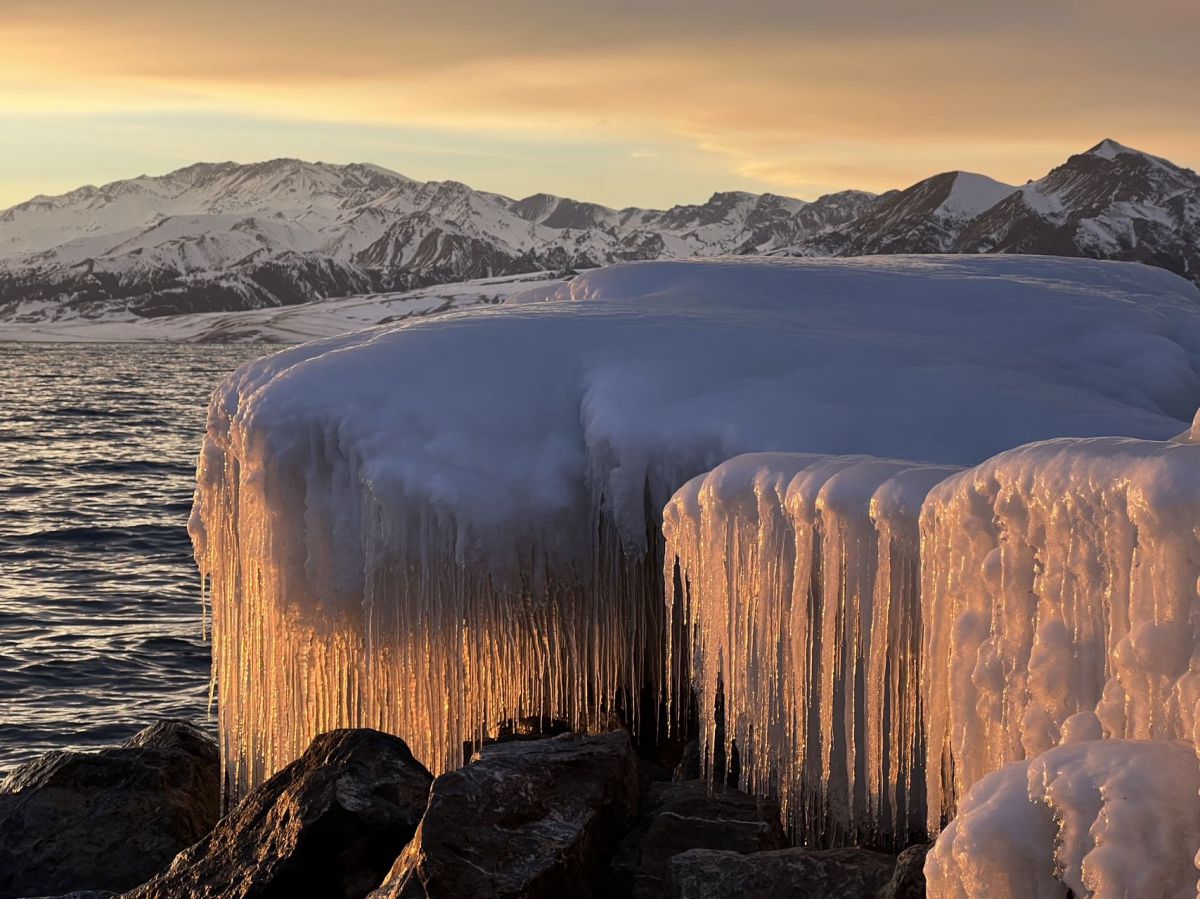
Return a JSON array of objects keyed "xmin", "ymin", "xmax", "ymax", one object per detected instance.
[
  {"xmin": 921, "ymin": 428, "xmax": 1200, "ymax": 827},
  {"xmin": 925, "ymin": 738, "xmax": 1200, "ymax": 899},
  {"xmin": 191, "ymin": 255, "xmax": 1200, "ymax": 796},
  {"xmin": 664, "ymin": 453, "xmax": 959, "ymax": 844}
]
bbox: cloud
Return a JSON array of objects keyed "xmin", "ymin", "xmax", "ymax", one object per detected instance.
[{"xmin": 0, "ymin": 0, "xmax": 1196, "ymax": 202}]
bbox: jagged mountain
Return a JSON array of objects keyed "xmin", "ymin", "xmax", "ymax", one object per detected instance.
[
  {"xmin": 954, "ymin": 140, "xmax": 1200, "ymax": 280},
  {"xmin": 0, "ymin": 162, "xmax": 867, "ymax": 321},
  {"xmin": 786, "ymin": 140, "xmax": 1199, "ymax": 283}
]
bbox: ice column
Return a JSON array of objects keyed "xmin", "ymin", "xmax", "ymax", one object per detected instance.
[
  {"xmin": 664, "ymin": 453, "xmax": 959, "ymax": 845},
  {"xmin": 921, "ymin": 430, "xmax": 1200, "ymax": 828}
]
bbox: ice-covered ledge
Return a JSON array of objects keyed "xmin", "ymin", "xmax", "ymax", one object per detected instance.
[{"xmin": 189, "ymin": 255, "xmax": 1200, "ymax": 796}]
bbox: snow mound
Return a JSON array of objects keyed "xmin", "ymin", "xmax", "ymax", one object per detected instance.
[
  {"xmin": 664, "ymin": 453, "xmax": 959, "ymax": 845},
  {"xmin": 925, "ymin": 739, "xmax": 1200, "ymax": 899},
  {"xmin": 921, "ymin": 424, "xmax": 1200, "ymax": 827},
  {"xmin": 191, "ymin": 255, "xmax": 1200, "ymax": 795}
]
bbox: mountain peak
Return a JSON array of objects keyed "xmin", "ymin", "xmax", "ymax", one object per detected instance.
[{"xmin": 1086, "ymin": 138, "xmax": 1142, "ymax": 160}]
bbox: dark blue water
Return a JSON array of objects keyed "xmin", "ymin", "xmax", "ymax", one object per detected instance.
[{"xmin": 0, "ymin": 343, "xmax": 265, "ymax": 773}]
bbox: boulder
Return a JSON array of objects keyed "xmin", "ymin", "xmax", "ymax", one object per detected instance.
[
  {"xmin": 127, "ymin": 728, "xmax": 432, "ymax": 899},
  {"xmin": 879, "ymin": 843, "xmax": 930, "ymax": 899},
  {"xmin": 0, "ymin": 720, "xmax": 219, "ymax": 898},
  {"xmin": 667, "ymin": 846, "xmax": 898, "ymax": 898},
  {"xmin": 373, "ymin": 730, "xmax": 640, "ymax": 899},
  {"xmin": 607, "ymin": 780, "xmax": 787, "ymax": 898}
]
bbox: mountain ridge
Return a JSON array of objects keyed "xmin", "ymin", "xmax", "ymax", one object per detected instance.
[{"xmin": 1, "ymin": 140, "xmax": 1196, "ymax": 323}]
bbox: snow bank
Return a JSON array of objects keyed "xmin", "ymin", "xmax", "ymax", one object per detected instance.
[
  {"xmin": 664, "ymin": 453, "xmax": 959, "ymax": 845},
  {"xmin": 925, "ymin": 739, "xmax": 1200, "ymax": 899},
  {"xmin": 921, "ymin": 426, "xmax": 1200, "ymax": 827},
  {"xmin": 191, "ymin": 255, "xmax": 1200, "ymax": 795}
]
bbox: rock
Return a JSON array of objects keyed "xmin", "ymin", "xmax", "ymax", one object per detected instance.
[
  {"xmin": 127, "ymin": 728, "xmax": 431, "ymax": 899},
  {"xmin": 0, "ymin": 720, "xmax": 219, "ymax": 899},
  {"xmin": 373, "ymin": 730, "xmax": 640, "ymax": 899},
  {"xmin": 607, "ymin": 780, "xmax": 787, "ymax": 898},
  {"xmin": 667, "ymin": 846, "xmax": 898, "ymax": 899},
  {"xmin": 671, "ymin": 740, "xmax": 701, "ymax": 782},
  {"xmin": 879, "ymin": 843, "xmax": 930, "ymax": 899}
]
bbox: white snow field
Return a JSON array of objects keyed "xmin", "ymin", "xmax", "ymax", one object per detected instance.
[
  {"xmin": 0, "ymin": 272, "xmax": 560, "ymax": 343},
  {"xmin": 664, "ymin": 454, "xmax": 960, "ymax": 843},
  {"xmin": 190, "ymin": 254, "xmax": 1200, "ymax": 807}
]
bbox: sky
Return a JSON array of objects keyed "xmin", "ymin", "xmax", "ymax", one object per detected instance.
[{"xmin": 1, "ymin": 0, "xmax": 1197, "ymax": 210}]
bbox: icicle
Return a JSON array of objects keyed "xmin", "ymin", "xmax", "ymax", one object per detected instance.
[{"xmin": 664, "ymin": 452, "xmax": 959, "ymax": 846}]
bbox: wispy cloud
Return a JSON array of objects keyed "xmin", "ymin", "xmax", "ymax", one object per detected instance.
[{"xmin": 0, "ymin": 0, "xmax": 1196, "ymax": 206}]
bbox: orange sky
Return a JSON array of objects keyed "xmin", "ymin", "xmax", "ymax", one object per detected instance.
[{"xmin": 1, "ymin": 0, "xmax": 1197, "ymax": 208}]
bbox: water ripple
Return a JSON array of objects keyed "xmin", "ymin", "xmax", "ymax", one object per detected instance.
[{"xmin": 0, "ymin": 342, "xmax": 264, "ymax": 774}]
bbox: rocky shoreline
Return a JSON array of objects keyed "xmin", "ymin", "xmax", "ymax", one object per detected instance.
[{"xmin": 0, "ymin": 721, "xmax": 929, "ymax": 899}]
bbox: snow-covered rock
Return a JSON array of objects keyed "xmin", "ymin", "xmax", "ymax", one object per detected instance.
[
  {"xmin": 925, "ymin": 739, "xmax": 1200, "ymax": 899},
  {"xmin": 190, "ymin": 255, "xmax": 1200, "ymax": 797}
]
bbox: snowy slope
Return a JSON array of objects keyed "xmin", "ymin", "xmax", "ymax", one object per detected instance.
[
  {"xmin": 0, "ymin": 272, "xmax": 562, "ymax": 343},
  {"xmin": 189, "ymin": 255, "xmax": 1200, "ymax": 794}
]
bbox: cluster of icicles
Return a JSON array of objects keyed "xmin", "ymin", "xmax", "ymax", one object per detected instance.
[
  {"xmin": 666, "ymin": 429, "xmax": 1200, "ymax": 897},
  {"xmin": 194, "ymin": 419, "xmax": 1200, "ymax": 897}
]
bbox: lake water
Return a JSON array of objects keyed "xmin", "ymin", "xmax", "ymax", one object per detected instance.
[{"xmin": 0, "ymin": 343, "xmax": 265, "ymax": 773}]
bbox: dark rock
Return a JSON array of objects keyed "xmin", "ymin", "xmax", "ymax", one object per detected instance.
[
  {"xmin": 671, "ymin": 740, "xmax": 701, "ymax": 782},
  {"xmin": 879, "ymin": 843, "xmax": 930, "ymax": 898},
  {"xmin": 373, "ymin": 730, "xmax": 640, "ymax": 899},
  {"xmin": 667, "ymin": 846, "xmax": 898, "ymax": 899},
  {"xmin": 607, "ymin": 780, "xmax": 787, "ymax": 898},
  {"xmin": 126, "ymin": 728, "xmax": 431, "ymax": 899},
  {"xmin": 0, "ymin": 720, "xmax": 219, "ymax": 899}
]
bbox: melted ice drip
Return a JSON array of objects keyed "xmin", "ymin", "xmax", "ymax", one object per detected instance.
[
  {"xmin": 925, "ymin": 738, "xmax": 1200, "ymax": 899},
  {"xmin": 664, "ymin": 453, "xmax": 959, "ymax": 845},
  {"xmin": 921, "ymin": 432, "xmax": 1200, "ymax": 829}
]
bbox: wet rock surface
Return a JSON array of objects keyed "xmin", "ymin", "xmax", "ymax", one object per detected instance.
[
  {"xmin": 373, "ymin": 730, "xmax": 640, "ymax": 899},
  {"xmin": 667, "ymin": 846, "xmax": 900, "ymax": 899},
  {"xmin": 606, "ymin": 780, "xmax": 788, "ymax": 898},
  {"xmin": 126, "ymin": 728, "xmax": 431, "ymax": 899},
  {"xmin": 0, "ymin": 720, "xmax": 219, "ymax": 899}
]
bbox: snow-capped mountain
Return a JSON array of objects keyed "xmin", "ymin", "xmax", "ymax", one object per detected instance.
[
  {"xmin": 0, "ymin": 161, "xmax": 870, "ymax": 321},
  {"xmin": 954, "ymin": 140, "xmax": 1200, "ymax": 277},
  {"xmin": 800, "ymin": 171, "xmax": 1016, "ymax": 255},
  {"xmin": 789, "ymin": 140, "xmax": 1199, "ymax": 282},
  {"xmin": 1, "ymin": 139, "xmax": 1196, "ymax": 325}
]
